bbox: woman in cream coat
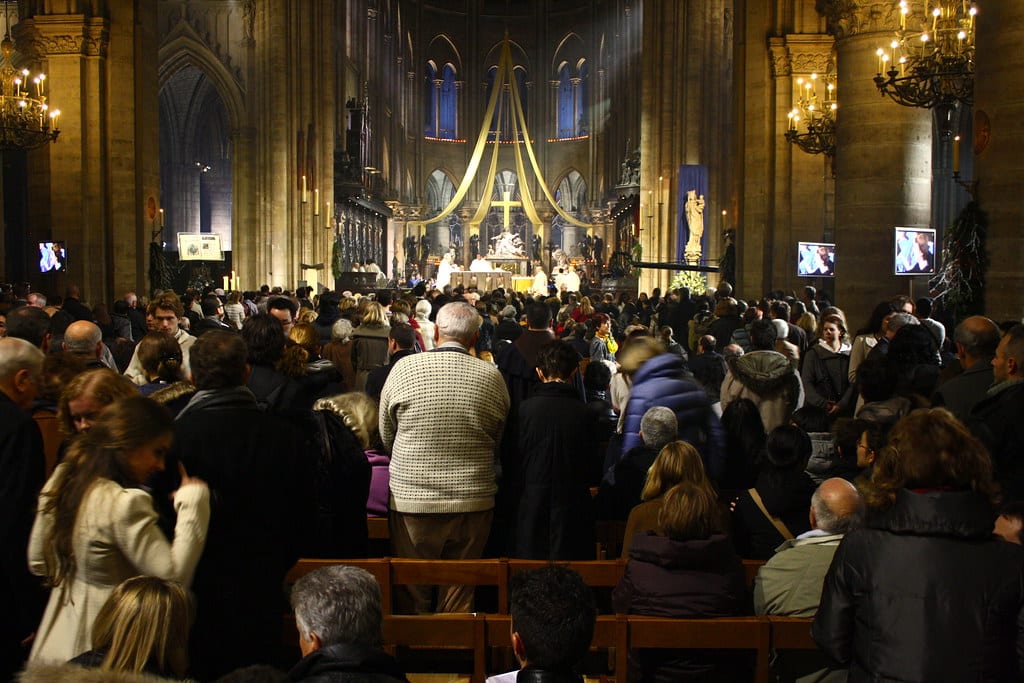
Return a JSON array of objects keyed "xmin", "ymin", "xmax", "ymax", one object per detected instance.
[{"xmin": 28, "ymin": 396, "xmax": 210, "ymax": 664}]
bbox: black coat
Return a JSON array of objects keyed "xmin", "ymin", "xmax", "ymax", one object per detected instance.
[
  {"xmin": 0, "ymin": 393, "xmax": 46, "ymax": 679},
  {"xmin": 172, "ymin": 391, "xmax": 317, "ymax": 680},
  {"xmin": 971, "ymin": 382, "xmax": 1024, "ymax": 502},
  {"xmin": 288, "ymin": 643, "xmax": 409, "ymax": 682},
  {"xmin": 730, "ymin": 471, "xmax": 815, "ymax": 560},
  {"xmin": 813, "ymin": 489, "xmax": 1024, "ymax": 682},
  {"xmin": 613, "ymin": 533, "xmax": 749, "ymax": 681},
  {"xmin": 514, "ymin": 382, "xmax": 598, "ymax": 560}
]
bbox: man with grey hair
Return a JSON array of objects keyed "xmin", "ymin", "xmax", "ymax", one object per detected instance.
[
  {"xmin": 380, "ymin": 301, "xmax": 509, "ymax": 612},
  {"xmin": 25, "ymin": 292, "xmax": 46, "ymax": 309},
  {"xmin": 595, "ymin": 405, "xmax": 678, "ymax": 521},
  {"xmin": 62, "ymin": 320, "xmax": 108, "ymax": 368},
  {"xmin": 0, "ymin": 337, "xmax": 46, "ymax": 679},
  {"xmin": 932, "ymin": 315, "xmax": 1001, "ymax": 421},
  {"xmin": 288, "ymin": 565, "xmax": 408, "ymax": 682},
  {"xmin": 754, "ymin": 477, "xmax": 864, "ymax": 617}
]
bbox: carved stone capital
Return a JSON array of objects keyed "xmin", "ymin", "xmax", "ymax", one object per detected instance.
[
  {"xmin": 15, "ymin": 15, "xmax": 110, "ymax": 59},
  {"xmin": 817, "ymin": 0, "xmax": 901, "ymax": 40},
  {"xmin": 786, "ymin": 34, "xmax": 835, "ymax": 74},
  {"xmin": 769, "ymin": 37, "xmax": 790, "ymax": 78}
]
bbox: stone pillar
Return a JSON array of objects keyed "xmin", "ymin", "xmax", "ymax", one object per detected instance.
[
  {"xmin": 973, "ymin": 2, "xmax": 1024, "ymax": 320},
  {"xmin": 18, "ymin": 2, "xmax": 159, "ymax": 304},
  {"xmin": 821, "ymin": 1, "xmax": 932, "ymax": 327}
]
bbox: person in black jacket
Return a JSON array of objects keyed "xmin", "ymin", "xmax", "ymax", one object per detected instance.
[
  {"xmin": 288, "ymin": 565, "xmax": 408, "ymax": 683},
  {"xmin": 171, "ymin": 331, "xmax": 316, "ymax": 679},
  {"xmin": 730, "ymin": 424, "xmax": 816, "ymax": 559},
  {"xmin": 813, "ymin": 408, "xmax": 1024, "ymax": 681},
  {"xmin": 514, "ymin": 340, "xmax": 598, "ymax": 560}
]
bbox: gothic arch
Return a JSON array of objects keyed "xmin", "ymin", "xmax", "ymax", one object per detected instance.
[
  {"xmin": 426, "ymin": 34, "xmax": 463, "ymax": 74},
  {"xmin": 158, "ymin": 30, "xmax": 247, "ymax": 131}
]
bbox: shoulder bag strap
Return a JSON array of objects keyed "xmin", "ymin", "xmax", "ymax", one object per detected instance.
[{"xmin": 747, "ymin": 487, "xmax": 795, "ymax": 540}]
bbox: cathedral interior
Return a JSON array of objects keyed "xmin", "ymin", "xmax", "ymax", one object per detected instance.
[{"xmin": 0, "ymin": 0, "xmax": 1019, "ymax": 328}]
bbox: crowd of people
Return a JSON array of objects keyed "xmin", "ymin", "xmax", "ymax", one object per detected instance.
[{"xmin": 2, "ymin": 276, "xmax": 1024, "ymax": 681}]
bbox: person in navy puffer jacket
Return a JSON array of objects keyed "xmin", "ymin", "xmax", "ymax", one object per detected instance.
[{"xmin": 618, "ymin": 339, "xmax": 726, "ymax": 482}]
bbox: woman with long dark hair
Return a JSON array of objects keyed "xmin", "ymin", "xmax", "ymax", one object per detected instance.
[{"xmin": 28, "ymin": 397, "xmax": 209, "ymax": 664}]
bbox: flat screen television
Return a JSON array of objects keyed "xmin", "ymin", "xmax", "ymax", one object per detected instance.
[
  {"xmin": 894, "ymin": 227, "xmax": 937, "ymax": 275},
  {"xmin": 38, "ymin": 241, "xmax": 66, "ymax": 273},
  {"xmin": 797, "ymin": 241, "xmax": 836, "ymax": 277}
]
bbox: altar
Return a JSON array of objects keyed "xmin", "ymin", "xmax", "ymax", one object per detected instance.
[
  {"xmin": 489, "ymin": 257, "xmax": 531, "ymax": 276},
  {"xmin": 449, "ymin": 270, "xmax": 512, "ymax": 292}
]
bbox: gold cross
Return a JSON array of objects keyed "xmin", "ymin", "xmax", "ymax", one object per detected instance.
[{"xmin": 492, "ymin": 190, "xmax": 521, "ymax": 229}]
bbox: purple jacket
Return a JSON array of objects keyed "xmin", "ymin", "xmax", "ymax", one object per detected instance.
[{"xmin": 366, "ymin": 449, "xmax": 391, "ymax": 517}]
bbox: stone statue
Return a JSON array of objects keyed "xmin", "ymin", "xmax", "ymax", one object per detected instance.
[
  {"xmin": 420, "ymin": 234, "xmax": 431, "ymax": 261},
  {"xmin": 490, "ymin": 226, "xmax": 526, "ymax": 257},
  {"xmin": 684, "ymin": 189, "xmax": 706, "ymax": 262},
  {"xmin": 531, "ymin": 234, "xmax": 542, "ymax": 262},
  {"xmin": 469, "ymin": 233, "xmax": 481, "ymax": 260},
  {"xmin": 405, "ymin": 235, "xmax": 418, "ymax": 264}
]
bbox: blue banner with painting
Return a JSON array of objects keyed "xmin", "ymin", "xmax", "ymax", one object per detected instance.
[{"xmin": 676, "ymin": 165, "xmax": 708, "ymax": 265}]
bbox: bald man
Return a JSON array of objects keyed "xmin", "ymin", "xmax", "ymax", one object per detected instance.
[
  {"xmin": 753, "ymin": 478, "xmax": 864, "ymax": 618},
  {"xmin": 62, "ymin": 320, "xmax": 106, "ymax": 369},
  {"xmin": 932, "ymin": 315, "xmax": 1001, "ymax": 422}
]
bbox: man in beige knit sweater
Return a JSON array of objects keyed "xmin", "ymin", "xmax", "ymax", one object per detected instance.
[{"xmin": 380, "ymin": 301, "xmax": 510, "ymax": 613}]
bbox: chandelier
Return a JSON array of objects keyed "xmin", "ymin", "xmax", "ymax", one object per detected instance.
[
  {"xmin": 873, "ymin": 0, "xmax": 976, "ymax": 109},
  {"xmin": 786, "ymin": 72, "xmax": 837, "ymax": 157},
  {"xmin": 0, "ymin": 4, "xmax": 59, "ymax": 151}
]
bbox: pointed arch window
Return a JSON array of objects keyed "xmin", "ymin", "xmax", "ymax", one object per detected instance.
[
  {"xmin": 555, "ymin": 59, "xmax": 589, "ymax": 140},
  {"xmin": 486, "ymin": 65, "xmax": 528, "ymax": 142},
  {"xmin": 425, "ymin": 61, "xmax": 458, "ymax": 140}
]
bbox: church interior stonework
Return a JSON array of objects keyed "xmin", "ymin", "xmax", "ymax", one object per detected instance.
[{"xmin": 1, "ymin": 0, "xmax": 1020, "ymax": 326}]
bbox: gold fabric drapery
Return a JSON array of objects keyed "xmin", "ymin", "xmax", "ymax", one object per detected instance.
[{"xmin": 411, "ymin": 37, "xmax": 592, "ymax": 234}]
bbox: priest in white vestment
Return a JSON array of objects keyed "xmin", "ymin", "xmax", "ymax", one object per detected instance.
[{"xmin": 469, "ymin": 254, "xmax": 492, "ymax": 272}]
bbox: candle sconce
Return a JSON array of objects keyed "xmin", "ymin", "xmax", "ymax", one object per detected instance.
[{"xmin": 951, "ymin": 134, "xmax": 977, "ymax": 198}]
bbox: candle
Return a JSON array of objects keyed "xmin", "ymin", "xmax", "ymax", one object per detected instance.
[
  {"xmin": 223, "ymin": 276, "xmax": 230, "ymax": 291},
  {"xmin": 952, "ymin": 135, "xmax": 961, "ymax": 174},
  {"xmin": 302, "ymin": 175, "xmax": 308, "ymax": 203},
  {"xmin": 158, "ymin": 208, "xmax": 164, "ymax": 227},
  {"xmin": 325, "ymin": 201, "xmax": 331, "ymax": 228},
  {"xmin": 314, "ymin": 189, "xmax": 320, "ymax": 215}
]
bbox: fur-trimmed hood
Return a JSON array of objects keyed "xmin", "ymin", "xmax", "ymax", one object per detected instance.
[{"xmin": 728, "ymin": 350, "xmax": 799, "ymax": 396}]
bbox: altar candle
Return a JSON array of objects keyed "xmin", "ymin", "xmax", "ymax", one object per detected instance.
[
  {"xmin": 158, "ymin": 209, "xmax": 164, "ymax": 227},
  {"xmin": 314, "ymin": 189, "xmax": 320, "ymax": 215},
  {"xmin": 302, "ymin": 175, "xmax": 308, "ymax": 203},
  {"xmin": 223, "ymin": 275, "xmax": 230, "ymax": 291},
  {"xmin": 952, "ymin": 135, "xmax": 961, "ymax": 174},
  {"xmin": 325, "ymin": 201, "xmax": 331, "ymax": 227}
]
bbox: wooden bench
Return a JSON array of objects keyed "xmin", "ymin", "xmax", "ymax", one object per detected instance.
[
  {"xmin": 742, "ymin": 558, "xmax": 766, "ymax": 589},
  {"xmin": 767, "ymin": 616, "xmax": 817, "ymax": 650},
  {"xmin": 385, "ymin": 613, "xmax": 486, "ymax": 683},
  {"xmin": 617, "ymin": 616, "xmax": 772, "ymax": 683},
  {"xmin": 389, "ymin": 558, "xmax": 509, "ymax": 614}
]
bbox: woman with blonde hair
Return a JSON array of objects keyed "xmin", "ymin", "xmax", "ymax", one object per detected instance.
[
  {"xmin": 222, "ymin": 291, "xmax": 245, "ymax": 330},
  {"xmin": 28, "ymin": 396, "xmax": 209, "ymax": 664},
  {"xmin": 57, "ymin": 368, "xmax": 138, "ymax": 437},
  {"xmin": 309, "ymin": 392, "xmax": 377, "ymax": 557},
  {"xmin": 67, "ymin": 576, "xmax": 194, "ymax": 679},
  {"xmin": 351, "ymin": 302, "xmax": 390, "ymax": 391},
  {"xmin": 620, "ymin": 440, "xmax": 716, "ymax": 558}
]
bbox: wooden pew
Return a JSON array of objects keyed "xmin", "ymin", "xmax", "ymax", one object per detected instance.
[
  {"xmin": 768, "ymin": 616, "xmax": 817, "ymax": 650},
  {"xmin": 507, "ymin": 559, "xmax": 625, "ymax": 588},
  {"xmin": 384, "ymin": 614, "xmax": 486, "ymax": 683},
  {"xmin": 742, "ymin": 558, "xmax": 766, "ymax": 589},
  {"xmin": 617, "ymin": 616, "xmax": 772, "ymax": 683},
  {"xmin": 389, "ymin": 558, "xmax": 509, "ymax": 614}
]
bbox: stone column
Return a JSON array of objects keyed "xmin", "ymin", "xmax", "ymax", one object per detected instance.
[
  {"xmin": 973, "ymin": 2, "xmax": 1024, "ymax": 319},
  {"xmin": 18, "ymin": 3, "xmax": 159, "ymax": 304},
  {"xmin": 821, "ymin": 1, "xmax": 932, "ymax": 327}
]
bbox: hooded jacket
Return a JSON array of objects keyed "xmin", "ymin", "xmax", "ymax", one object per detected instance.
[
  {"xmin": 619, "ymin": 353, "xmax": 725, "ymax": 481},
  {"xmin": 721, "ymin": 350, "xmax": 804, "ymax": 431},
  {"xmin": 813, "ymin": 489, "xmax": 1024, "ymax": 682}
]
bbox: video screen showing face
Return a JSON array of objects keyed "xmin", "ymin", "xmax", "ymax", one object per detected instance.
[
  {"xmin": 797, "ymin": 242, "xmax": 836, "ymax": 277},
  {"xmin": 894, "ymin": 228, "xmax": 936, "ymax": 275},
  {"xmin": 39, "ymin": 241, "xmax": 66, "ymax": 273}
]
